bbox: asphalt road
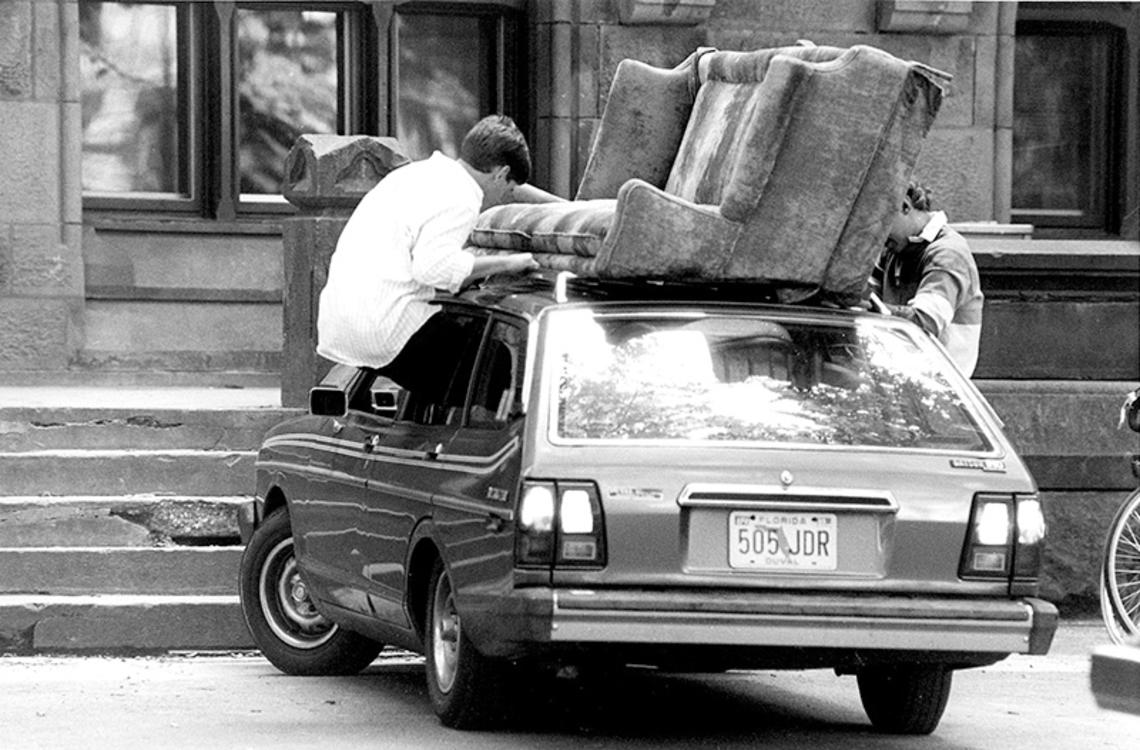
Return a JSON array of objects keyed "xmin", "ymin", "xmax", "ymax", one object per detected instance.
[{"xmin": 1, "ymin": 621, "xmax": 1136, "ymax": 750}]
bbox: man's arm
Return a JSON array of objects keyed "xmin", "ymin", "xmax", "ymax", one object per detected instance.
[{"xmin": 513, "ymin": 183, "xmax": 566, "ymax": 204}]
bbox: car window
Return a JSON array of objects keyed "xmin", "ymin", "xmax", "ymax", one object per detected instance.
[
  {"xmin": 546, "ymin": 309, "xmax": 994, "ymax": 452},
  {"xmin": 467, "ymin": 319, "xmax": 525, "ymax": 429}
]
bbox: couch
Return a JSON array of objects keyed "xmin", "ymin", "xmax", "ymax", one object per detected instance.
[{"xmin": 468, "ymin": 43, "xmax": 947, "ymax": 304}]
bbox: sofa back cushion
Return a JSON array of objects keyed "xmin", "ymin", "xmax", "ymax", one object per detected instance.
[
  {"xmin": 575, "ymin": 52, "xmax": 706, "ymax": 201},
  {"xmin": 664, "ymin": 45, "xmax": 846, "ymax": 206}
]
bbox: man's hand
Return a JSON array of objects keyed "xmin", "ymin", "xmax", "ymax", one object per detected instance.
[{"xmin": 503, "ymin": 253, "xmax": 539, "ymax": 274}]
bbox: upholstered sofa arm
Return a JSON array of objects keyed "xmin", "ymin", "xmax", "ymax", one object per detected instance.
[{"xmin": 594, "ymin": 179, "xmax": 739, "ymax": 279}]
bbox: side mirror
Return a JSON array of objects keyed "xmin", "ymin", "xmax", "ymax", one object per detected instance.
[
  {"xmin": 309, "ymin": 364, "xmax": 366, "ymax": 417},
  {"xmin": 371, "ymin": 385, "xmax": 401, "ymax": 419},
  {"xmin": 368, "ymin": 375, "xmax": 406, "ymax": 419}
]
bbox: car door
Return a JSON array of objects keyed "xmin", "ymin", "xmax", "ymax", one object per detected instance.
[
  {"xmin": 431, "ymin": 316, "xmax": 527, "ymax": 602},
  {"xmin": 287, "ymin": 370, "xmax": 377, "ymax": 617},
  {"xmin": 351, "ymin": 308, "xmax": 490, "ymax": 628}
]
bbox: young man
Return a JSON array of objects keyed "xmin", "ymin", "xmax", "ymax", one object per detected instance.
[
  {"xmin": 317, "ymin": 115, "xmax": 558, "ymax": 397},
  {"xmin": 871, "ymin": 182, "xmax": 984, "ymax": 376}
]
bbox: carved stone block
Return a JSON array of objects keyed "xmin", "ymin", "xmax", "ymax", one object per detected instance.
[{"xmin": 283, "ymin": 135, "xmax": 410, "ymax": 210}]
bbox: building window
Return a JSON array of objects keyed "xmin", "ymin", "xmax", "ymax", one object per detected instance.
[
  {"xmin": 1012, "ymin": 20, "xmax": 1124, "ymax": 235},
  {"xmin": 236, "ymin": 7, "xmax": 341, "ymax": 200},
  {"xmin": 79, "ymin": 2, "xmax": 190, "ymax": 201},
  {"xmin": 395, "ymin": 11, "xmax": 512, "ymax": 159},
  {"xmin": 79, "ymin": 0, "xmax": 523, "ymax": 222}
]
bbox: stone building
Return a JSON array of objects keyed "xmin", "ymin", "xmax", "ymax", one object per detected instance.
[{"xmin": 0, "ymin": 0, "xmax": 1137, "ymax": 608}]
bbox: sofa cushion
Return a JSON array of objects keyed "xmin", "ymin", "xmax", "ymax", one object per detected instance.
[{"xmin": 469, "ymin": 200, "xmax": 616, "ymax": 256}]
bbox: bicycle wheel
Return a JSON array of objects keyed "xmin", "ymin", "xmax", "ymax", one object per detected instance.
[{"xmin": 1102, "ymin": 489, "xmax": 1140, "ymax": 643}]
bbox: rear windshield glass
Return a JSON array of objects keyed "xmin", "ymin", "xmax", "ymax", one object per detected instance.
[{"xmin": 546, "ymin": 309, "xmax": 993, "ymax": 452}]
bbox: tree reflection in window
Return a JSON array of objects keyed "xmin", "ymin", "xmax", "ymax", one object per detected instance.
[
  {"xmin": 79, "ymin": 2, "xmax": 182, "ymax": 194},
  {"xmin": 396, "ymin": 13, "xmax": 494, "ymax": 159},
  {"xmin": 554, "ymin": 314, "xmax": 991, "ymax": 452},
  {"xmin": 236, "ymin": 8, "xmax": 339, "ymax": 196}
]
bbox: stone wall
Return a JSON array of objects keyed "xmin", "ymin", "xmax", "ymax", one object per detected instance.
[{"xmin": 0, "ymin": 0, "xmax": 83, "ymax": 370}]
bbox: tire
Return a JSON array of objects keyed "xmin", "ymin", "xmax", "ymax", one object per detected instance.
[
  {"xmin": 856, "ymin": 664, "xmax": 953, "ymax": 735},
  {"xmin": 239, "ymin": 507, "xmax": 382, "ymax": 675},
  {"xmin": 424, "ymin": 557, "xmax": 512, "ymax": 729},
  {"xmin": 1102, "ymin": 489, "xmax": 1140, "ymax": 643}
]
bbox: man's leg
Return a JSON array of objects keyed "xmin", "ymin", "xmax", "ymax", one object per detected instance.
[{"xmin": 377, "ymin": 313, "xmax": 469, "ymax": 402}]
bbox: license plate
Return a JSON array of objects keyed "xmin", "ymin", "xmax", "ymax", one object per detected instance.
[{"xmin": 728, "ymin": 511, "xmax": 837, "ymax": 570}]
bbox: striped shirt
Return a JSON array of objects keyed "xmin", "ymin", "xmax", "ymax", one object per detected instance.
[
  {"xmin": 317, "ymin": 152, "xmax": 479, "ymax": 368},
  {"xmin": 874, "ymin": 211, "xmax": 984, "ymax": 376}
]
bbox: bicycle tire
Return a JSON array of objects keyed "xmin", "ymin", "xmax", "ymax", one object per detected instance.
[{"xmin": 1102, "ymin": 488, "xmax": 1140, "ymax": 643}]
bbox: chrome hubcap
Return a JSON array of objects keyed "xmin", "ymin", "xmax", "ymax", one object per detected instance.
[
  {"xmin": 260, "ymin": 537, "xmax": 337, "ymax": 649},
  {"xmin": 432, "ymin": 571, "xmax": 460, "ymax": 693}
]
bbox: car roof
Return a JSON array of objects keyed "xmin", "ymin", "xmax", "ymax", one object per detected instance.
[{"xmin": 450, "ymin": 271, "xmax": 874, "ymax": 324}]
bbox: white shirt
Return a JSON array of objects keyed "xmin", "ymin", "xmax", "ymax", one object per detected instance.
[{"xmin": 317, "ymin": 152, "xmax": 480, "ymax": 368}]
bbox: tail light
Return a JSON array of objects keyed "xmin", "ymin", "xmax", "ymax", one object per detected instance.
[
  {"xmin": 960, "ymin": 493, "xmax": 1046, "ymax": 592},
  {"xmin": 516, "ymin": 480, "xmax": 606, "ymax": 568}
]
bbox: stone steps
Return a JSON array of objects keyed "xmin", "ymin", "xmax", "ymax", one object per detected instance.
[
  {"xmin": 0, "ymin": 594, "xmax": 251, "ymax": 652},
  {"xmin": 0, "ymin": 547, "xmax": 242, "ymax": 595},
  {"xmin": 0, "ymin": 450, "xmax": 257, "ymax": 496},
  {"xmin": 0, "ymin": 390, "xmax": 291, "ymax": 653},
  {"xmin": 0, "ymin": 407, "xmax": 288, "ymax": 452},
  {"xmin": 0, "ymin": 496, "xmax": 247, "ymax": 547}
]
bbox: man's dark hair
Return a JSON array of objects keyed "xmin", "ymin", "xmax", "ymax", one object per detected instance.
[
  {"xmin": 905, "ymin": 181, "xmax": 934, "ymax": 211},
  {"xmin": 460, "ymin": 115, "xmax": 531, "ymax": 184}
]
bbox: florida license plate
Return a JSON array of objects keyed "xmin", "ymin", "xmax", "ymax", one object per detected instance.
[{"xmin": 728, "ymin": 511, "xmax": 837, "ymax": 570}]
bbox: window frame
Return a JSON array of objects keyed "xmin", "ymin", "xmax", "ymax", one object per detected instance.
[{"xmin": 1011, "ymin": 14, "xmax": 1129, "ymax": 236}]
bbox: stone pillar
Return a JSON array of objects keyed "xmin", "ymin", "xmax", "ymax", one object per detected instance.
[
  {"xmin": 0, "ymin": 0, "xmax": 84, "ymax": 373},
  {"xmin": 280, "ymin": 135, "xmax": 409, "ymax": 407}
]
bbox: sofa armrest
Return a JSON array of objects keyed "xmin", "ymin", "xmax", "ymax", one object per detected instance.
[{"xmin": 595, "ymin": 179, "xmax": 738, "ymax": 279}]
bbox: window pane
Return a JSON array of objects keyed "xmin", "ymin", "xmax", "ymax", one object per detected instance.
[
  {"xmin": 549, "ymin": 311, "xmax": 992, "ymax": 452},
  {"xmin": 80, "ymin": 2, "xmax": 183, "ymax": 194},
  {"xmin": 397, "ymin": 13, "xmax": 495, "ymax": 159},
  {"xmin": 1012, "ymin": 31, "xmax": 1111, "ymax": 226},
  {"xmin": 237, "ymin": 8, "xmax": 340, "ymax": 196}
]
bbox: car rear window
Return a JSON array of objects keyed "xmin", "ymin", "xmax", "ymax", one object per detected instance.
[{"xmin": 546, "ymin": 309, "xmax": 994, "ymax": 452}]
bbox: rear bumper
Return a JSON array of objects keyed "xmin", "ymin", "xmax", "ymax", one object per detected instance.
[{"xmin": 470, "ymin": 588, "xmax": 1058, "ymax": 660}]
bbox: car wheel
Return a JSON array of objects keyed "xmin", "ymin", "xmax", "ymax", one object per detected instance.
[
  {"xmin": 424, "ymin": 557, "xmax": 512, "ymax": 729},
  {"xmin": 239, "ymin": 507, "xmax": 382, "ymax": 675},
  {"xmin": 856, "ymin": 664, "xmax": 952, "ymax": 735}
]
